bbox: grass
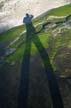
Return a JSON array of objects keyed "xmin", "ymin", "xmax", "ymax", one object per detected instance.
[
  {"xmin": 1, "ymin": 3, "xmax": 71, "ymax": 45},
  {"xmin": 48, "ymin": 3, "xmax": 71, "ymax": 16},
  {"xmin": 0, "ymin": 3, "xmax": 71, "ymax": 66},
  {"xmin": 0, "ymin": 4, "xmax": 71, "ymax": 108},
  {"xmin": 6, "ymin": 43, "xmax": 25, "ymax": 64},
  {"xmin": 34, "ymin": 3, "xmax": 71, "ymax": 24},
  {"xmin": 0, "ymin": 25, "xmax": 25, "ymax": 44},
  {"xmin": 6, "ymin": 31, "xmax": 50, "ymax": 63},
  {"xmin": 6, "ymin": 28, "xmax": 71, "ymax": 65},
  {"xmin": 48, "ymin": 17, "xmax": 65, "ymax": 23}
]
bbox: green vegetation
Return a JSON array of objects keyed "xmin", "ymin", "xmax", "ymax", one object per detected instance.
[
  {"xmin": 0, "ymin": 3, "xmax": 71, "ymax": 75},
  {"xmin": 0, "ymin": 3, "xmax": 71, "ymax": 108},
  {"xmin": 48, "ymin": 3, "xmax": 71, "ymax": 16},
  {"xmin": 0, "ymin": 25, "xmax": 25, "ymax": 44}
]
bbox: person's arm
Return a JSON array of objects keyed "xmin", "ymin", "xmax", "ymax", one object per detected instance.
[{"xmin": 30, "ymin": 15, "xmax": 33, "ymax": 19}]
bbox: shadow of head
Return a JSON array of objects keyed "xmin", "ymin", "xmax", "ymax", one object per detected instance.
[{"xmin": 23, "ymin": 13, "xmax": 34, "ymax": 24}]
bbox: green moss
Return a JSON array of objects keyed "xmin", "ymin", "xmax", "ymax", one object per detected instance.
[
  {"xmin": 48, "ymin": 4, "xmax": 71, "ymax": 16},
  {"xmin": 1, "ymin": 3, "xmax": 71, "ymax": 68},
  {"xmin": 0, "ymin": 25, "xmax": 25, "ymax": 44}
]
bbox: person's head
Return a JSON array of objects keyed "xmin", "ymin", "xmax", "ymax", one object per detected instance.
[{"xmin": 26, "ymin": 13, "xmax": 29, "ymax": 17}]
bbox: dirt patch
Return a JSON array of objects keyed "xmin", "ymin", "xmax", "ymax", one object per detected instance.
[{"xmin": 54, "ymin": 47, "xmax": 71, "ymax": 76}]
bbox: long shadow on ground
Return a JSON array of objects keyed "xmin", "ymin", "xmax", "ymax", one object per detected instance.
[
  {"xmin": 0, "ymin": 63, "xmax": 11, "ymax": 108},
  {"xmin": 18, "ymin": 14, "xmax": 64, "ymax": 108}
]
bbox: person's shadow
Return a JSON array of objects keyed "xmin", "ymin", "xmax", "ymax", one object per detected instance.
[{"xmin": 18, "ymin": 14, "xmax": 64, "ymax": 108}]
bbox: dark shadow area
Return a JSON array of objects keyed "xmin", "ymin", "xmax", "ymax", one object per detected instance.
[
  {"xmin": 18, "ymin": 14, "xmax": 64, "ymax": 108},
  {"xmin": 0, "ymin": 63, "xmax": 11, "ymax": 108},
  {"xmin": 0, "ymin": 45, "xmax": 9, "ymax": 108},
  {"xmin": 18, "ymin": 14, "xmax": 33, "ymax": 108},
  {"xmin": 0, "ymin": 72, "xmax": 8, "ymax": 108}
]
